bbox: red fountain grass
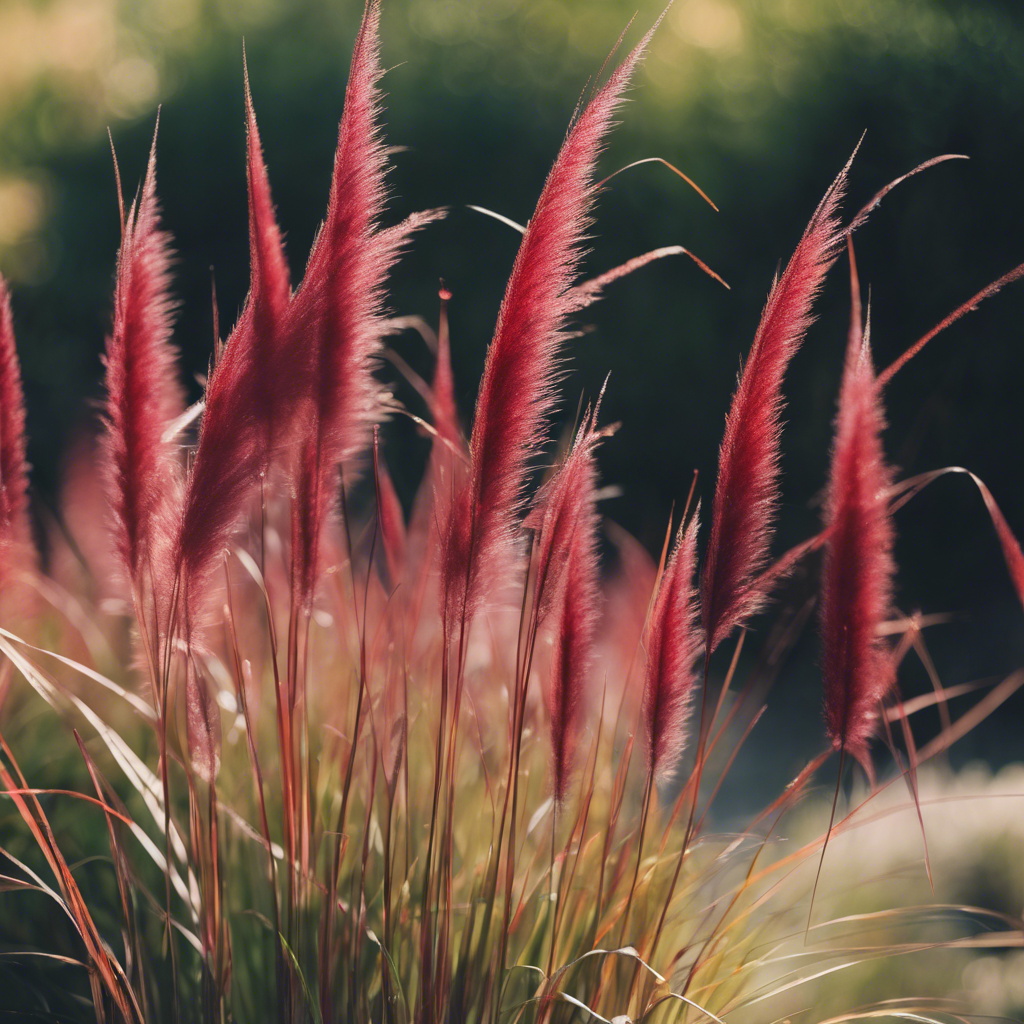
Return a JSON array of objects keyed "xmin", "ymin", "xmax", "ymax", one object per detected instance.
[
  {"xmin": 820, "ymin": 245, "xmax": 897, "ymax": 775},
  {"xmin": 441, "ymin": 11, "xmax": 668, "ymax": 634},
  {"xmin": 174, "ymin": 66, "xmax": 292, "ymax": 642},
  {"xmin": 643, "ymin": 509, "xmax": 703, "ymax": 789},
  {"xmin": 287, "ymin": 0, "xmax": 440, "ymax": 619},
  {"xmin": 532, "ymin": 413, "xmax": 605, "ymax": 806},
  {"xmin": 0, "ymin": 275, "xmax": 32, "ymax": 594},
  {"xmin": 701, "ymin": 147, "xmax": 855, "ymax": 659},
  {"xmin": 101, "ymin": 126, "xmax": 185, "ymax": 598},
  {"xmin": 2, "ymin": 9, "xmax": 1024, "ymax": 1024}
]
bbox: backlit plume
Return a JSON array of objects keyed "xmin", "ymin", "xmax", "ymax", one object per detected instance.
[
  {"xmin": 442, "ymin": 14, "xmax": 666, "ymax": 630},
  {"xmin": 820, "ymin": 255, "xmax": 896, "ymax": 773},
  {"xmin": 174, "ymin": 72, "xmax": 292, "ymax": 633},
  {"xmin": 100, "ymin": 128, "xmax": 184, "ymax": 592},
  {"xmin": 288, "ymin": 0, "xmax": 441, "ymax": 611},
  {"xmin": 643, "ymin": 509, "xmax": 703, "ymax": 786},
  {"xmin": 701, "ymin": 149, "xmax": 856, "ymax": 657},
  {"xmin": 0, "ymin": 276, "xmax": 32, "ymax": 590}
]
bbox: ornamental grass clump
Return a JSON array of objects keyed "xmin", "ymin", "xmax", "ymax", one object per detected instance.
[{"xmin": 2, "ymin": 3, "xmax": 1024, "ymax": 1022}]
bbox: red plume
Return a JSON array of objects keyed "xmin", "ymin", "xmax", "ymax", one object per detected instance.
[
  {"xmin": 0, "ymin": 276, "xmax": 32, "ymax": 590},
  {"xmin": 101, "ymin": 125, "xmax": 184, "ymax": 588},
  {"xmin": 540, "ymin": 422, "xmax": 603, "ymax": 805},
  {"xmin": 442, "ymin": 14, "xmax": 665, "ymax": 628},
  {"xmin": 288, "ymin": 0, "xmax": 441, "ymax": 610},
  {"xmin": 643, "ymin": 508, "xmax": 702, "ymax": 786},
  {"xmin": 820, "ymin": 252, "xmax": 896, "ymax": 773},
  {"xmin": 701, "ymin": 147, "xmax": 857, "ymax": 656},
  {"xmin": 175, "ymin": 70, "xmax": 291, "ymax": 633}
]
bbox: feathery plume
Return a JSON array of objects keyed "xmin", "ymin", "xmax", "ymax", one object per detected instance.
[
  {"xmin": 0, "ymin": 275, "xmax": 32, "ymax": 588},
  {"xmin": 820, "ymin": 252, "xmax": 896, "ymax": 773},
  {"xmin": 441, "ymin": 14, "xmax": 665, "ymax": 628},
  {"xmin": 289, "ymin": 0, "xmax": 441, "ymax": 609},
  {"xmin": 175, "ymin": 71, "xmax": 291, "ymax": 631},
  {"xmin": 643, "ymin": 508, "xmax": 702, "ymax": 786},
  {"xmin": 540, "ymin": 423, "xmax": 603, "ymax": 805},
  {"xmin": 101, "ymin": 126, "xmax": 184, "ymax": 587},
  {"xmin": 530, "ymin": 419, "xmax": 604, "ymax": 624},
  {"xmin": 701, "ymin": 146, "xmax": 857, "ymax": 656}
]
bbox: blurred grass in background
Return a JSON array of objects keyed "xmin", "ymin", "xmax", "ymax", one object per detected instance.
[{"xmin": 1, "ymin": 0, "xmax": 1022, "ymax": 764}]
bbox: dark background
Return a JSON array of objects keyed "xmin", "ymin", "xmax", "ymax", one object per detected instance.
[{"xmin": 0, "ymin": 0, "xmax": 1022, "ymax": 773}]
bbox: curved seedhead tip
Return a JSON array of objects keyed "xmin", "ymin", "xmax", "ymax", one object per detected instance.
[
  {"xmin": 107, "ymin": 128, "xmax": 125, "ymax": 240},
  {"xmin": 594, "ymin": 156, "xmax": 719, "ymax": 212},
  {"xmin": 845, "ymin": 153, "xmax": 969, "ymax": 238},
  {"xmin": 879, "ymin": 261, "xmax": 1024, "ymax": 386}
]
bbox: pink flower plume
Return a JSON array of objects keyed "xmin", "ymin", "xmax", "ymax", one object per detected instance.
[
  {"xmin": 701, "ymin": 145, "xmax": 858, "ymax": 656},
  {"xmin": 820, "ymin": 253, "xmax": 896, "ymax": 773},
  {"xmin": 643, "ymin": 507, "xmax": 702, "ymax": 786},
  {"xmin": 0, "ymin": 275, "xmax": 32, "ymax": 587},
  {"xmin": 443, "ymin": 13, "xmax": 664, "ymax": 626},
  {"xmin": 101, "ymin": 125, "xmax": 185, "ymax": 587},
  {"xmin": 175, "ymin": 72, "xmax": 292, "ymax": 631},
  {"xmin": 539, "ymin": 420, "xmax": 603, "ymax": 806},
  {"xmin": 288, "ymin": 0, "xmax": 442, "ymax": 609}
]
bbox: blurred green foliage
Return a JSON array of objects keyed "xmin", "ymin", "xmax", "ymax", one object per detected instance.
[{"xmin": 1, "ymin": 0, "xmax": 1022, "ymax": 750}]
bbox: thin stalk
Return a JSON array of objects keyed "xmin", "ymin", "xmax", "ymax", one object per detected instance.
[
  {"xmin": 321, "ymin": 469, "xmax": 371, "ymax": 1021},
  {"xmin": 647, "ymin": 645, "xmax": 720, "ymax": 968},
  {"xmin": 618, "ymin": 767, "xmax": 654, "ymax": 948},
  {"xmin": 381, "ymin": 774, "xmax": 396, "ymax": 1024},
  {"xmin": 806, "ymin": 745, "xmax": 846, "ymax": 939},
  {"xmin": 488, "ymin": 540, "xmax": 542, "ymax": 1024},
  {"xmin": 222, "ymin": 560, "xmax": 285, "ymax": 1017}
]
